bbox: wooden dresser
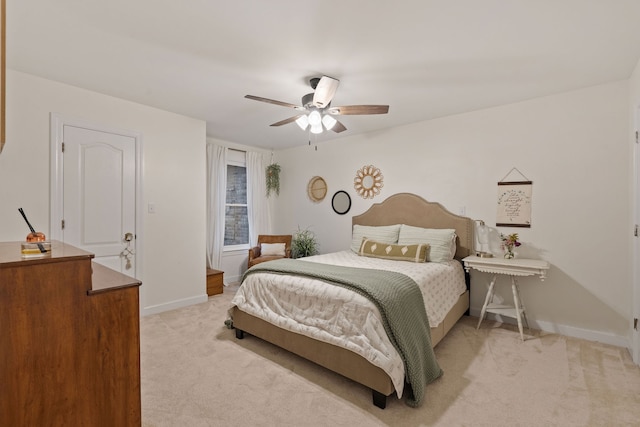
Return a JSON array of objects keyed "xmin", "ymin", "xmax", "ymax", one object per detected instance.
[{"xmin": 0, "ymin": 241, "xmax": 142, "ymax": 426}]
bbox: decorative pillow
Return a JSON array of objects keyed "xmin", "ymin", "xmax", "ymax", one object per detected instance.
[
  {"xmin": 260, "ymin": 243, "xmax": 286, "ymax": 257},
  {"xmin": 397, "ymin": 225, "xmax": 457, "ymax": 263},
  {"xmin": 350, "ymin": 224, "xmax": 401, "ymax": 253},
  {"xmin": 358, "ymin": 238, "xmax": 429, "ymax": 263}
]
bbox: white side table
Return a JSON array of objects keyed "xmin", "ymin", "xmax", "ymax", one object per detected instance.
[{"xmin": 463, "ymin": 255, "xmax": 550, "ymax": 341}]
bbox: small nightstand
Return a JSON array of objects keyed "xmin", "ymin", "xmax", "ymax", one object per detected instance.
[{"xmin": 463, "ymin": 255, "xmax": 550, "ymax": 341}]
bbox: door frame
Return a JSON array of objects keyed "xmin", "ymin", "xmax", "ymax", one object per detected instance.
[
  {"xmin": 634, "ymin": 106, "xmax": 640, "ymax": 365},
  {"xmin": 49, "ymin": 113, "xmax": 144, "ymax": 281}
]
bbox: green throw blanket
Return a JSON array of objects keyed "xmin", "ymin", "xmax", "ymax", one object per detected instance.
[{"xmin": 243, "ymin": 258, "xmax": 443, "ymax": 407}]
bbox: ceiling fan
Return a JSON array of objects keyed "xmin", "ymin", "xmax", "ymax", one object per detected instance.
[{"xmin": 245, "ymin": 76, "xmax": 389, "ymax": 135}]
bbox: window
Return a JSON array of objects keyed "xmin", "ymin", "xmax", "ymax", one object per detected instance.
[{"xmin": 224, "ymin": 150, "xmax": 249, "ymax": 250}]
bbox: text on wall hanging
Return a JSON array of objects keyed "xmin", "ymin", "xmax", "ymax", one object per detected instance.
[{"xmin": 496, "ymin": 168, "xmax": 532, "ymax": 228}]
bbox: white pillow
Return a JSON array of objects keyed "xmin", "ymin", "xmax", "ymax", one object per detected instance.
[
  {"xmin": 350, "ymin": 224, "xmax": 401, "ymax": 253},
  {"xmin": 397, "ymin": 225, "xmax": 457, "ymax": 263},
  {"xmin": 260, "ymin": 243, "xmax": 286, "ymax": 257}
]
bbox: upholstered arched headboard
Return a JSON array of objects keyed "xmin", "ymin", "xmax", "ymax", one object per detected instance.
[{"xmin": 352, "ymin": 193, "xmax": 474, "ymax": 260}]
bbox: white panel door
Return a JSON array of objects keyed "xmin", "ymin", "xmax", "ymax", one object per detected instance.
[{"xmin": 62, "ymin": 125, "xmax": 136, "ymax": 274}]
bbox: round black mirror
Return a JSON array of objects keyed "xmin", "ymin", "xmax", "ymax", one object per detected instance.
[{"xmin": 332, "ymin": 191, "xmax": 351, "ymax": 215}]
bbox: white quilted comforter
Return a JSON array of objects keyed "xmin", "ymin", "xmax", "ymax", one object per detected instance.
[{"xmin": 230, "ymin": 250, "xmax": 467, "ymax": 397}]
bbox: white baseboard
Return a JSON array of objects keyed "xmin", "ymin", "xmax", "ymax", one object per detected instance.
[
  {"xmin": 469, "ymin": 307, "xmax": 629, "ymax": 349},
  {"xmin": 142, "ymin": 294, "xmax": 208, "ymax": 316},
  {"xmin": 532, "ymin": 319, "xmax": 629, "ymax": 348}
]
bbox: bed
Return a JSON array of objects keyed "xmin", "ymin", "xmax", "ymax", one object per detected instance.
[{"xmin": 229, "ymin": 193, "xmax": 473, "ymax": 409}]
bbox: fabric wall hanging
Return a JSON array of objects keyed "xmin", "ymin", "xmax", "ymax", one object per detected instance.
[{"xmin": 496, "ymin": 167, "xmax": 532, "ymax": 228}]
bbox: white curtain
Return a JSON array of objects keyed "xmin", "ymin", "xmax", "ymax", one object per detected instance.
[
  {"xmin": 246, "ymin": 151, "xmax": 271, "ymax": 247},
  {"xmin": 206, "ymin": 143, "xmax": 227, "ymax": 269}
]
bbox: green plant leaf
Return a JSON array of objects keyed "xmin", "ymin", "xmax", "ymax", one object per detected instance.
[
  {"xmin": 291, "ymin": 226, "xmax": 319, "ymax": 258},
  {"xmin": 266, "ymin": 163, "xmax": 281, "ymax": 197}
]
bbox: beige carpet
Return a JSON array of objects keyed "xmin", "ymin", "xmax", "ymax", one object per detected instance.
[{"xmin": 141, "ymin": 287, "xmax": 640, "ymax": 426}]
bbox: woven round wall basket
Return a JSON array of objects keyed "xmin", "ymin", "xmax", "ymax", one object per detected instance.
[{"xmin": 307, "ymin": 176, "xmax": 327, "ymax": 202}]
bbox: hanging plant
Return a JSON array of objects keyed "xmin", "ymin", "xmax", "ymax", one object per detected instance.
[{"xmin": 266, "ymin": 163, "xmax": 281, "ymax": 197}]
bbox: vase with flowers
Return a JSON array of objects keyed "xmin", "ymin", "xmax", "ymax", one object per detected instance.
[{"xmin": 500, "ymin": 233, "xmax": 521, "ymax": 259}]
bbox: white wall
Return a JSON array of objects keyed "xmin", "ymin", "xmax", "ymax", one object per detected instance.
[
  {"xmin": 274, "ymin": 80, "xmax": 631, "ymax": 346},
  {"xmin": 0, "ymin": 70, "xmax": 208, "ymax": 315}
]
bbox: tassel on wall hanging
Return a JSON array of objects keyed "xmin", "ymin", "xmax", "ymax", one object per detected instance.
[{"xmin": 496, "ymin": 167, "xmax": 532, "ymax": 228}]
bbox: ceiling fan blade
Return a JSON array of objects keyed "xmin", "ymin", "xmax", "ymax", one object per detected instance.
[
  {"xmin": 331, "ymin": 120, "xmax": 347, "ymax": 133},
  {"xmin": 327, "ymin": 105, "xmax": 389, "ymax": 115},
  {"xmin": 312, "ymin": 76, "xmax": 340, "ymax": 108},
  {"xmin": 245, "ymin": 95, "xmax": 305, "ymax": 111},
  {"xmin": 270, "ymin": 115, "xmax": 303, "ymax": 127}
]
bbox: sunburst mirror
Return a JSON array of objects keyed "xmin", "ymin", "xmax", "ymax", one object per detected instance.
[{"xmin": 354, "ymin": 165, "xmax": 383, "ymax": 199}]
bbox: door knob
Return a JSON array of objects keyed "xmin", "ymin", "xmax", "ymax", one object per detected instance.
[{"xmin": 121, "ymin": 232, "xmax": 135, "ymax": 270}]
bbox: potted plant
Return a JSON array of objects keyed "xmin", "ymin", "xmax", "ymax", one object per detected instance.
[{"xmin": 291, "ymin": 227, "xmax": 319, "ymax": 258}]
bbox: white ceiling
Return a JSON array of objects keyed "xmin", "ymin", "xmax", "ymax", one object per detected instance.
[{"xmin": 7, "ymin": 1, "xmax": 640, "ymax": 150}]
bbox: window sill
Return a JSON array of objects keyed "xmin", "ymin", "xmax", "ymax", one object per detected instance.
[{"xmin": 223, "ymin": 247, "xmax": 250, "ymax": 254}]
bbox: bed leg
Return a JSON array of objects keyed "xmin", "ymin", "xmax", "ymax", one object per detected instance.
[
  {"xmin": 235, "ymin": 329, "xmax": 245, "ymax": 339},
  {"xmin": 372, "ymin": 390, "xmax": 387, "ymax": 409}
]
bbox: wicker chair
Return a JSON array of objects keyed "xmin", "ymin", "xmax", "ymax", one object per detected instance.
[{"xmin": 247, "ymin": 234, "xmax": 292, "ymax": 268}]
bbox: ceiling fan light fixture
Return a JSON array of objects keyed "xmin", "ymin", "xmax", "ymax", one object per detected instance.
[
  {"xmin": 310, "ymin": 123, "xmax": 323, "ymax": 134},
  {"xmin": 295, "ymin": 115, "xmax": 309, "ymax": 130},
  {"xmin": 321, "ymin": 114, "xmax": 337, "ymax": 130},
  {"xmin": 245, "ymin": 75, "xmax": 389, "ymax": 139},
  {"xmin": 308, "ymin": 110, "xmax": 322, "ymax": 126}
]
